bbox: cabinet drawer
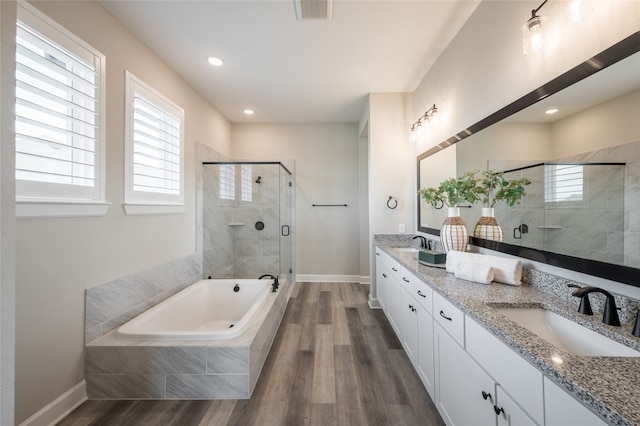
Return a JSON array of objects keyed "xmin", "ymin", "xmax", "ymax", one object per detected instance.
[
  {"xmin": 399, "ymin": 266, "xmax": 418, "ymax": 292},
  {"xmin": 466, "ymin": 317, "xmax": 544, "ymax": 424},
  {"xmin": 413, "ymin": 280, "xmax": 433, "ymax": 315},
  {"xmin": 434, "ymin": 292, "xmax": 464, "ymax": 347}
]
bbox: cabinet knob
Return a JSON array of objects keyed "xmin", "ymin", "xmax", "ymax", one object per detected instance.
[
  {"xmin": 382, "ymin": 273, "xmax": 387, "ymax": 278},
  {"xmin": 417, "ymin": 290, "xmax": 427, "ymax": 298},
  {"xmin": 392, "ymin": 267, "xmax": 398, "ymax": 272},
  {"xmin": 481, "ymin": 391, "xmax": 492, "ymax": 401},
  {"xmin": 493, "ymin": 405, "xmax": 505, "ymax": 415},
  {"xmin": 403, "ymin": 277, "xmax": 410, "ymax": 283}
]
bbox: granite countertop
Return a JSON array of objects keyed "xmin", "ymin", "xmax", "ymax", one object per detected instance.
[{"xmin": 376, "ymin": 240, "xmax": 640, "ymax": 426}]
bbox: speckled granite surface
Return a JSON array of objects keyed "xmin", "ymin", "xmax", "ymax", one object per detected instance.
[{"xmin": 375, "ymin": 235, "xmax": 640, "ymax": 426}]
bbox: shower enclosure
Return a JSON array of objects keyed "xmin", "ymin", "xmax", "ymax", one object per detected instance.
[{"xmin": 202, "ymin": 162, "xmax": 293, "ymax": 285}]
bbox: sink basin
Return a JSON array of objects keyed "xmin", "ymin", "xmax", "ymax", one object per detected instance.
[
  {"xmin": 496, "ymin": 308, "xmax": 640, "ymax": 357},
  {"xmin": 394, "ymin": 247, "xmax": 419, "ymax": 253}
]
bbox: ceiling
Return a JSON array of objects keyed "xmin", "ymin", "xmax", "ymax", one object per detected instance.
[{"xmin": 99, "ymin": 0, "xmax": 481, "ymax": 123}]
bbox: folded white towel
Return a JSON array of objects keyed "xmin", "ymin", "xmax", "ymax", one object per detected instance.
[
  {"xmin": 454, "ymin": 260, "xmax": 494, "ymax": 284},
  {"xmin": 446, "ymin": 250, "xmax": 522, "ymax": 286}
]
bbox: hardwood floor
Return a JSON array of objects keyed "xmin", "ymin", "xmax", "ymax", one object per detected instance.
[{"xmin": 58, "ymin": 282, "xmax": 444, "ymax": 426}]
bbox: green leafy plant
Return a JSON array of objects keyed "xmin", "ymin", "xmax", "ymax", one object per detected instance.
[
  {"xmin": 475, "ymin": 170, "xmax": 530, "ymax": 208},
  {"xmin": 419, "ymin": 170, "xmax": 479, "ymax": 208}
]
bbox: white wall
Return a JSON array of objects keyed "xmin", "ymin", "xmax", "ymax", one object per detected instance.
[
  {"xmin": 230, "ymin": 123, "xmax": 361, "ymax": 279},
  {"xmin": 13, "ymin": 1, "xmax": 232, "ymax": 423},
  {"xmin": 365, "ymin": 93, "xmax": 415, "ymax": 299},
  {"xmin": 413, "ymin": 0, "xmax": 640, "ymax": 156},
  {"xmin": 0, "ymin": 2, "xmax": 16, "ymax": 425},
  {"xmin": 552, "ymin": 89, "xmax": 640, "ymax": 158}
]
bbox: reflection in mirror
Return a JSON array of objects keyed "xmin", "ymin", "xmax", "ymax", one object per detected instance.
[
  {"xmin": 496, "ymin": 161, "xmax": 626, "ymax": 265},
  {"xmin": 417, "ymin": 34, "xmax": 640, "ymax": 286}
]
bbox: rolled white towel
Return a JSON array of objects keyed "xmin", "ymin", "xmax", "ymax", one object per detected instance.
[
  {"xmin": 445, "ymin": 250, "xmax": 478, "ymax": 273},
  {"xmin": 446, "ymin": 250, "xmax": 522, "ymax": 286},
  {"xmin": 455, "ymin": 260, "xmax": 495, "ymax": 284}
]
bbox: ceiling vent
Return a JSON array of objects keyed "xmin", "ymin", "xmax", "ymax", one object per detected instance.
[{"xmin": 294, "ymin": 0, "xmax": 333, "ymax": 20}]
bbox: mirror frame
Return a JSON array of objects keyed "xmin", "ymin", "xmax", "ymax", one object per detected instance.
[{"xmin": 417, "ymin": 31, "xmax": 640, "ymax": 287}]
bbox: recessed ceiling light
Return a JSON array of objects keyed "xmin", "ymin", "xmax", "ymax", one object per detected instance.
[
  {"xmin": 545, "ymin": 108, "xmax": 559, "ymax": 115},
  {"xmin": 243, "ymin": 109, "xmax": 254, "ymax": 116},
  {"xmin": 207, "ymin": 56, "xmax": 224, "ymax": 67}
]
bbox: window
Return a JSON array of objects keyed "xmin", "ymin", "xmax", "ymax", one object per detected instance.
[
  {"xmin": 545, "ymin": 164, "xmax": 584, "ymax": 203},
  {"xmin": 219, "ymin": 164, "xmax": 235, "ymax": 200},
  {"xmin": 124, "ymin": 71, "xmax": 185, "ymax": 214},
  {"xmin": 218, "ymin": 164, "xmax": 253, "ymax": 202},
  {"xmin": 15, "ymin": 3, "xmax": 108, "ymax": 218}
]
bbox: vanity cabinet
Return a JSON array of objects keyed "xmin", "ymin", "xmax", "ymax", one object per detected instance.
[
  {"xmin": 466, "ymin": 317, "xmax": 543, "ymax": 424},
  {"xmin": 375, "ymin": 245, "xmax": 608, "ymax": 426},
  {"xmin": 543, "ymin": 377, "xmax": 606, "ymax": 426},
  {"xmin": 374, "ymin": 252, "xmax": 389, "ymax": 310},
  {"xmin": 435, "ymin": 321, "xmax": 496, "ymax": 426}
]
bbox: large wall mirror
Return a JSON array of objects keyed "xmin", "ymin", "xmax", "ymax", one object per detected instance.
[{"xmin": 417, "ymin": 32, "xmax": 640, "ymax": 287}]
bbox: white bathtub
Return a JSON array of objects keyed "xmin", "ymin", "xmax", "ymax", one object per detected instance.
[{"xmin": 116, "ymin": 278, "xmax": 273, "ymax": 340}]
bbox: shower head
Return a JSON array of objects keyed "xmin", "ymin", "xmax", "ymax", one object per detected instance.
[{"xmin": 255, "ymin": 176, "xmax": 262, "ymax": 184}]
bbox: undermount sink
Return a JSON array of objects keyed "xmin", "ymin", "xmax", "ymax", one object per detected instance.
[
  {"xmin": 394, "ymin": 247, "xmax": 419, "ymax": 253},
  {"xmin": 496, "ymin": 308, "xmax": 640, "ymax": 357}
]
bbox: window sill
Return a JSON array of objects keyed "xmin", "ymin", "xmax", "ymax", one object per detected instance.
[
  {"xmin": 123, "ymin": 203, "xmax": 186, "ymax": 215},
  {"xmin": 17, "ymin": 199, "xmax": 111, "ymax": 219}
]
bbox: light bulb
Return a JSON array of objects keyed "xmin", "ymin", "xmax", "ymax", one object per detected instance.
[{"xmin": 523, "ymin": 14, "xmax": 545, "ymax": 55}]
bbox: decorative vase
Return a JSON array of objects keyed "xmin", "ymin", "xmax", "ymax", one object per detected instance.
[
  {"xmin": 473, "ymin": 207, "xmax": 504, "ymax": 242},
  {"xmin": 441, "ymin": 207, "xmax": 469, "ymax": 252}
]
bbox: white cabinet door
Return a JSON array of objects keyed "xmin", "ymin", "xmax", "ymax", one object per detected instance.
[
  {"xmin": 375, "ymin": 260, "xmax": 388, "ymax": 310},
  {"xmin": 544, "ymin": 377, "xmax": 606, "ymax": 426},
  {"xmin": 417, "ymin": 302, "xmax": 435, "ymax": 400},
  {"xmin": 495, "ymin": 385, "xmax": 538, "ymax": 426},
  {"xmin": 402, "ymin": 287, "xmax": 419, "ymax": 366},
  {"xmin": 435, "ymin": 323, "xmax": 496, "ymax": 426},
  {"xmin": 386, "ymin": 273, "xmax": 403, "ymax": 338},
  {"xmin": 466, "ymin": 317, "xmax": 544, "ymax": 424}
]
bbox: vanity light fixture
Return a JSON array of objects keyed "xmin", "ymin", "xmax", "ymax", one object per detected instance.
[
  {"xmin": 410, "ymin": 104, "xmax": 438, "ymax": 142},
  {"xmin": 522, "ymin": 0, "xmax": 548, "ymax": 55},
  {"xmin": 207, "ymin": 56, "xmax": 225, "ymax": 67}
]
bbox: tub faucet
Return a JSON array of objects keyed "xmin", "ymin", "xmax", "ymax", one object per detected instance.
[
  {"xmin": 259, "ymin": 274, "xmax": 279, "ymax": 292},
  {"xmin": 412, "ymin": 235, "xmax": 427, "ymax": 248},
  {"xmin": 571, "ymin": 286, "xmax": 620, "ymax": 326}
]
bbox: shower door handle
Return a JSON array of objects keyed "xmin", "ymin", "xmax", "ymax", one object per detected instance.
[{"xmin": 281, "ymin": 225, "xmax": 290, "ymax": 236}]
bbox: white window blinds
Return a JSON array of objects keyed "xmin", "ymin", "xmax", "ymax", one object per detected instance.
[
  {"xmin": 124, "ymin": 72, "xmax": 184, "ymax": 212},
  {"xmin": 15, "ymin": 13, "xmax": 104, "ymax": 203},
  {"xmin": 545, "ymin": 164, "xmax": 584, "ymax": 202}
]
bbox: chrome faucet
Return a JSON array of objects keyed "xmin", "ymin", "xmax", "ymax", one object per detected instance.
[
  {"xmin": 571, "ymin": 286, "xmax": 620, "ymax": 327},
  {"xmin": 259, "ymin": 274, "xmax": 279, "ymax": 292}
]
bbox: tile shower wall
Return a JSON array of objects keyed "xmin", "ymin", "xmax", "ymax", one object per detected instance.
[
  {"xmin": 494, "ymin": 140, "xmax": 639, "ymax": 267},
  {"xmin": 202, "ymin": 163, "xmax": 281, "ymax": 279}
]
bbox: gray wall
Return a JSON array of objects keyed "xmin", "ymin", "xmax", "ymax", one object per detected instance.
[{"xmin": 231, "ymin": 123, "xmax": 360, "ymax": 279}]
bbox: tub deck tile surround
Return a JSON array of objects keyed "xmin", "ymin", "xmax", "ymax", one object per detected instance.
[
  {"xmin": 85, "ymin": 278, "xmax": 292, "ymax": 400},
  {"xmin": 376, "ymin": 234, "xmax": 640, "ymax": 426},
  {"xmin": 85, "ymin": 252, "xmax": 203, "ymax": 344},
  {"xmin": 62, "ymin": 282, "xmax": 443, "ymax": 425}
]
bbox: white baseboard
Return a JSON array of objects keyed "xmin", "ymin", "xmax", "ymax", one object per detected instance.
[
  {"xmin": 19, "ymin": 380, "xmax": 86, "ymax": 426},
  {"xmin": 368, "ymin": 295, "xmax": 381, "ymax": 309}
]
